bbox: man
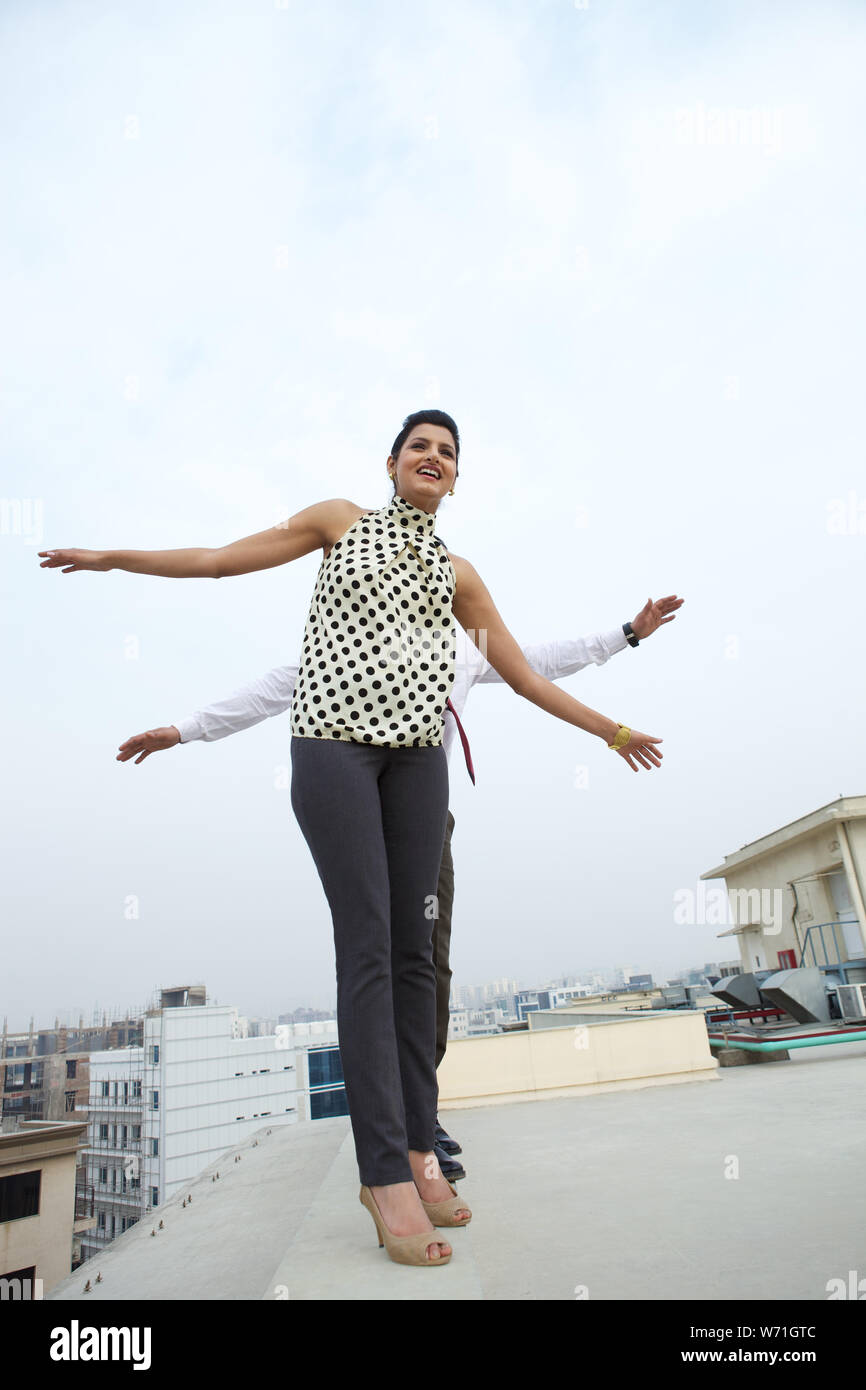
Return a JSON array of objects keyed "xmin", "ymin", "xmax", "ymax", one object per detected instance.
[{"xmin": 117, "ymin": 595, "xmax": 682, "ymax": 1177}]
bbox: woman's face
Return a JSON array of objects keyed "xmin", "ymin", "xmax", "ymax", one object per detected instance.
[{"xmin": 387, "ymin": 424, "xmax": 458, "ymax": 510}]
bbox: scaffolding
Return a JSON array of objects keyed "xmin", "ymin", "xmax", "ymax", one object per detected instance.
[
  {"xmin": 69, "ymin": 1002, "xmax": 150, "ymax": 1267},
  {"xmin": 75, "ymin": 986, "xmax": 181, "ymax": 1266}
]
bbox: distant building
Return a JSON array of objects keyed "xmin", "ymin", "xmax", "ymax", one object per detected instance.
[
  {"xmin": 701, "ymin": 795, "xmax": 866, "ymax": 979},
  {"xmin": 278, "ymin": 1007, "xmax": 335, "ymax": 1025},
  {"xmin": 1, "ymin": 1016, "xmax": 142, "ymax": 1126},
  {"xmin": 512, "ymin": 985, "xmax": 594, "ymax": 1022},
  {"xmin": 76, "ymin": 985, "xmax": 344, "ymax": 1265},
  {"xmin": 447, "ymin": 1009, "xmax": 470, "ymax": 1041}
]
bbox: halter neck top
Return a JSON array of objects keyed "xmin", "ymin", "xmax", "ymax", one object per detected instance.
[{"xmin": 289, "ymin": 494, "xmax": 457, "ymax": 746}]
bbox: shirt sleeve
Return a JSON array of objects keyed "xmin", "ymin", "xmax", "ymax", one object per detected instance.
[
  {"xmin": 175, "ymin": 665, "xmax": 298, "ymax": 743},
  {"xmin": 472, "ymin": 627, "xmax": 630, "ymax": 685}
]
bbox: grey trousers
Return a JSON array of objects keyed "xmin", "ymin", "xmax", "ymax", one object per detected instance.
[
  {"xmin": 434, "ymin": 810, "xmax": 456, "ymax": 1069},
  {"xmin": 290, "ymin": 735, "xmax": 449, "ymax": 1186}
]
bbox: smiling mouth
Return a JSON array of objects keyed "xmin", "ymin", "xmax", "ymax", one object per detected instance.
[{"xmin": 417, "ymin": 467, "xmax": 441, "ymax": 479}]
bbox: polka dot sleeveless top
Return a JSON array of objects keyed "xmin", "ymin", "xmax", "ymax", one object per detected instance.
[{"xmin": 290, "ymin": 493, "xmax": 457, "ymax": 746}]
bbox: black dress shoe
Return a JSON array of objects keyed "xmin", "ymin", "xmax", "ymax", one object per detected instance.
[
  {"xmin": 435, "ymin": 1119, "xmax": 462, "ymax": 1155},
  {"xmin": 434, "ymin": 1142, "xmax": 466, "ymax": 1182}
]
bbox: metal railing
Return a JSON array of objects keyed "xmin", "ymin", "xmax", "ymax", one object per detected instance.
[{"xmin": 799, "ymin": 921, "xmax": 851, "ymax": 968}]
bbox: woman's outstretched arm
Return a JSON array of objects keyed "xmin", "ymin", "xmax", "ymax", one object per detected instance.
[
  {"xmin": 450, "ymin": 553, "xmax": 663, "ymax": 772},
  {"xmin": 38, "ymin": 499, "xmax": 361, "ymax": 579}
]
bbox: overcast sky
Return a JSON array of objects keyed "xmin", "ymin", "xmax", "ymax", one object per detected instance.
[{"xmin": 3, "ymin": 0, "xmax": 864, "ymax": 1030}]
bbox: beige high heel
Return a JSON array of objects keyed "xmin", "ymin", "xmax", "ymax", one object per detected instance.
[
  {"xmin": 419, "ymin": 1180, "xmax": 472, "ymax": 1227},
  {"xmin": 359, "ymin": 1186, "xmax": 452, "ymax": 1266}
]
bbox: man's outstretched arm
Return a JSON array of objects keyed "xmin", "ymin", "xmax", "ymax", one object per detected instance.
[
  {"xmin": 173, "ymin": 665, "xmax": 298, "ymax": 743},
  {"xmin": 116, "ymin": 665, "xmax": 298, "ymax": 764},
  {"xmin": 470, "ymin": 595, "xmax": 683, "ymax": 684}
]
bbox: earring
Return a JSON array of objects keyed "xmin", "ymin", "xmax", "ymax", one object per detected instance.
[{"xmin": 448, "ymin": 488, "xmax": 454, "ymax": 495}]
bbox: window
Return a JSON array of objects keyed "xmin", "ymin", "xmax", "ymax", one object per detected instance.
[
  {"xmin": 98, "ymin": 1123, "xmax": 109, "ymax": 1141},
  {"xmin": 101, "ymin": 1081, "xmax": 110, "ymax": 1098},
  {"xmin": 307, "ymin": 1047, "xmax": 347, "ymax": 1120},
  {"xmin": 310, "ymin": 1089, "xmax": 350, "ymax": 1121},
  {"xmin": 111, "ymin": 1169, "xmax": 117, "ymax": 1191},
  {"xmin": 308, "ymin": 1047, "xmax": 345, "ymax": 1088},
  {"xmin": 132, "ymin": 1125, "xmax": 141, "ymax": 1141},
  {"xmin": 0, "ymin": 1170, "xmax": 41, "ymax": 1223},
  {"xmin": 151, "ymin": 1045, "xmax": 159, "ymax": 1064},
  {"xmin": 151, "ymin": 1091, "xmax": 159, "ymax": 1111},
  {"xmin": 151, "ymin": 1138, "xmax": 159, "ymax": 1157},
  {"xmin": 151, "ymin": 1187, "xmax": 159, "ymax": 1207},
  {"xmin": 65, "ymin": 1091, "xmax": 77, "ymax": 1112},
  {"xmin": 132, "ymin": 1079, "xmax": 142, "ymax": 1099},
  {"xmin": 99, "ymin": 1166, "xmax": 108, "ymax": 1186},
  {"xmin": 0, "ymin": 1265, "xmax": 37, "ymax": 1300},
  {"xmin": 98, "ymin": 1211, "xmax": 106, "ymax": 1230},
  {"xmin": 66, "ymin": 1060, "xmax": 77, "ymax": 1079}
]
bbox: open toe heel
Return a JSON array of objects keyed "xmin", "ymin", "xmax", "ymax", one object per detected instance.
[
  {"xmin": 359, "ymin": 1186, "xmax": 452, "ymax": 1266},
  {"xmin": 419, "ymin": 1179, "xmax": 472, "ymax": 1227}
]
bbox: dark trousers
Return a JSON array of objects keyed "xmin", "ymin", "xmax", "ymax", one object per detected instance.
[
  {"xmin": 290, "ymin": 735, "xmax": 449, "ymax": 1186},
  {"xmin": 434, "ymin": 810, "xmax": 456, "ymax": 1069}
]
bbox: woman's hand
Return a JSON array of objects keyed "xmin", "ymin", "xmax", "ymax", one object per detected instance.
[
  {"xmin": 613, "ymin": 728, "xmax": 663, "ymax": 772},
  {"xmin": 38, "ymin": 548, "xmax": 111, "ymax": 573},
  {"xmin": 116, "ymin": 726, "xmax": 181, "ymax": 764}
]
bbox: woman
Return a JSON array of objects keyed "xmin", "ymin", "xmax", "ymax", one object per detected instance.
[{"xmin": 39, "ymin": 408, "xmax": 663, "ymax": 1268}]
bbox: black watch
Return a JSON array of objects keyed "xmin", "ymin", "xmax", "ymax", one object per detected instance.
[{"xmin": 623, "ymin": 621, "xmax": 640, "ymax": 648}]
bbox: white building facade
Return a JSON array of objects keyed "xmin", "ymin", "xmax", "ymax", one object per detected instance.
[{"xmin": 77, "ymin": 992, "xmax": 343, "ymax": 1262}]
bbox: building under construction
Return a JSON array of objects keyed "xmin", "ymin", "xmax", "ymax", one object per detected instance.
[{"xmin": 0, "ymin": 1013, "xmax": 143, "ymax": 1126}]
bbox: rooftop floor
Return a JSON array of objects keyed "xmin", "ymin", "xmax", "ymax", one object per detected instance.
[{"xmin": 47, "ymin": 1039, "xmax": 866, "ymax": 1301}]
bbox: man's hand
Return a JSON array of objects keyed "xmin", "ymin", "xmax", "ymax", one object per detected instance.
[
  {"xmin": 117, "ymin": 726, "xmax": 181, "ymax": 764},
  {"xmin": 631, "ymin": 594, "xmax": 683, "ymax": 640}
]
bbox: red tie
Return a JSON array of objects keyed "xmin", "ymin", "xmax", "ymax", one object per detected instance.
[{"xmin": 445, "ymin": 698, "xmax": 475, "ymax": 785}]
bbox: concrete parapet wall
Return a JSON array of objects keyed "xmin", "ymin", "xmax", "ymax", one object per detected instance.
[{"xmin": 437, "ymin": 1009, "xmax": 718, "ymax": 1109}]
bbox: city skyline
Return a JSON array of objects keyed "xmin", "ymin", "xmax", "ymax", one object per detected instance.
[{"xmin": 1, "ymin": 952, "xmax": 738, "ymax": 1037}]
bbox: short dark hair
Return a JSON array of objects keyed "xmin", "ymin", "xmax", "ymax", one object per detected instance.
[{"xmin": 389, "ymin": 409, "xmax": 460, "ymax": 494}]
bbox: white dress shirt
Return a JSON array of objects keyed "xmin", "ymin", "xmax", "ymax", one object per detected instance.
[{"xmin": 174, "ymin": 625, "xmax": 629, "ymax": 764}]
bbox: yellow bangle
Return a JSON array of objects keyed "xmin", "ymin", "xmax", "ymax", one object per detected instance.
[{"xmin": 608, "ymin": 723, "xmax": 630, "ymax": 750}]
